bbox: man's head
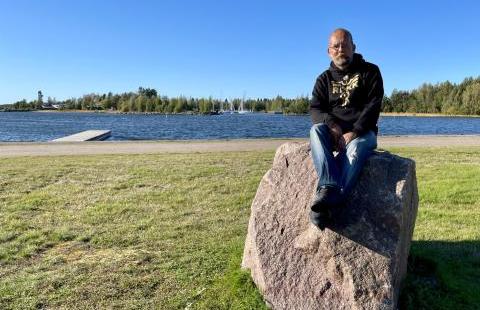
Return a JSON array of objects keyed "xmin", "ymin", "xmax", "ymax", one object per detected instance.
[{"xmin": 327, "ymin": 28, "xmax": 356, "ymax": 70}]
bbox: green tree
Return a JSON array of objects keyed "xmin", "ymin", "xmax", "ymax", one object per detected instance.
[
  {"xmin": 138, "ymin": 87, "xmax": 157, "ymax": 98},
  {"xmin": 462, "ymin": 82, "xmax": 480, "ymax": 115},
  {"xmin": 36, "ymin": 90, "xmax": 43, "ymax": 109}
]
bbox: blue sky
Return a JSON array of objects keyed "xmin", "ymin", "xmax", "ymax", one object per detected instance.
[{"xmin": 1, "ymin": 0, "xmax": 479, "ymax": 104}]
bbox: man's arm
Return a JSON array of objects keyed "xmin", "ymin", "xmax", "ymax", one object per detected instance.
[
  {"xmin": 310, "ymin": 75, "xmax": 343, "ymax": 149},
  {"xmin": 352, "ymin": 65, "xmax": 384, "ymax": 136},
  {"xmin": 310, "ymin": 75, "xmax": 338, "ymax": 127}
]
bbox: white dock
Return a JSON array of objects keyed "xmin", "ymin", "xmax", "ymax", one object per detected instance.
[{"xmin": 52, "ymin": 130, "xmax": 111, "ymax": 142}]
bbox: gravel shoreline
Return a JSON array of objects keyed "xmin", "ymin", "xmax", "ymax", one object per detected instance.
[{"xmin": 1, "ymin": 135, "xmax": 480, "ymax": 157}]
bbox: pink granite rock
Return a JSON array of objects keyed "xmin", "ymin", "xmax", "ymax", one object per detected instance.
[{"xmin": 242, "ymin": 142, "xmax": 418, "ymax": 309}]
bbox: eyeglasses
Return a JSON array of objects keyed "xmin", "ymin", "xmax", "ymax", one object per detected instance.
[{"xmin": 328, "ymin": 43, "xmax": 352, "ymax": 52}]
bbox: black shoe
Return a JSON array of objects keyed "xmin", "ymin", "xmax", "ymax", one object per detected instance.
[
  {"xmin": 309, "ymin": 209, "xmax": 331, "ymax": 230},
  {"xmin": 311, "ymin": 186, "xmax": 344, "ymax": 211},
  {"xmin": 309, "ymin": 186, "xmax": 343, "ymax": 230}
]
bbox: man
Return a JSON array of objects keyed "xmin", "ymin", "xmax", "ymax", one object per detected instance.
[{"xmin": 309, "ymin": 28, "xmax": 384, "ymax": 230}]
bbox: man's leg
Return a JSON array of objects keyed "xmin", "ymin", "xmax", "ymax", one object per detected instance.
[
  {"xmin": 338, "ymin": 131, "xmax": 377, "ymax": 196},
  {"xmin": 309, "ymin": 123, "xmax": 341, "ymax": 188},
  {"xmin": 309, "ymin": 123, "xmax": 343, "ymax": 229}
]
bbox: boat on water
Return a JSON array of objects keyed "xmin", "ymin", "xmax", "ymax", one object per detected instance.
[
  {"xmin": 207, "ymin": 100, "xmax": 223, "ymax": 115},
  {"xmin": 237, "ymin": 110, "xmax": 252, "ymax": 114},
  {"xmin": 237, "ymin": 96, "xmax": 252, "ymax": 114}
]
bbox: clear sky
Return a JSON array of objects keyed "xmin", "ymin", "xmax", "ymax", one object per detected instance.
[{"xmin": 1, "ymin": 0, "xmax": 479, "ymax": 104}]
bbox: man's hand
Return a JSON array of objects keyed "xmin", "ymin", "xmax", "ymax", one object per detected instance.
[
  {"xmin": 328, "ymin": 123, "xmax": 343, "ymax": 152},
  {"xmin": 342, "ymin": 132, "xmax": 357, "ymax": 146}
]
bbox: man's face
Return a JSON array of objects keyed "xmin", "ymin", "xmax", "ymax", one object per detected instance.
[{"xmin": 328, "ymin": 31, "xmax": 355, "ymax": 69}]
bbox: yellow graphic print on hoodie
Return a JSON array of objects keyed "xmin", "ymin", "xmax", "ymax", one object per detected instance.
[{"xmin": 331, "ymin": 74, "xmax": 360, "ymax": 107}]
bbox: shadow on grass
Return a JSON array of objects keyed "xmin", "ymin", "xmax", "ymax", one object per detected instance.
[
  {"xmin": 193, "ymin": 238, "xmax": 478, "ymax": 310},
  {"xmin": 399, "ymin": 240, "xmax": 480, "ymax": 310},
  {"xmin": 198, "ymin": 240, "xmax": 479, "ymax": 310}
]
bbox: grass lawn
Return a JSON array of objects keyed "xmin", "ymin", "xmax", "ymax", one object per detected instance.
[{"xmin": 0, "ymin": 147, "xmax": 479, "ymax": 309}]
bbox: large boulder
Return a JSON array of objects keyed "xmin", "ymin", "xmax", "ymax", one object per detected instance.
[{"xmin": 242, "ymin": 142, "xmax": 418, "ymax": 310}]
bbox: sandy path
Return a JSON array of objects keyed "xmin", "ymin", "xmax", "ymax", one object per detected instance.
[{"xmin": 1, "ymin": 135, "xmax": 479, "ymax": 157}]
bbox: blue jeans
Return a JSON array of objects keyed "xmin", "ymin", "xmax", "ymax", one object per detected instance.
[{"xmin": 309, "ymin": 123, "xmax": 377, "ymax": 196}]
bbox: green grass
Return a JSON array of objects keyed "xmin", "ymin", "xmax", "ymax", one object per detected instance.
[
  {"xmin": 385, "ymin": 148, "xmax": 480, "ymax": 310},
  {"xmin": 0, "ymin": 147, "xmax": 479, "ymax": 309}
]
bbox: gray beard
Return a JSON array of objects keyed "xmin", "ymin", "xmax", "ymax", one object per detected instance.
[{"xmin": 333, "ymin": 57, "xmax": 351, "ymax": 70}]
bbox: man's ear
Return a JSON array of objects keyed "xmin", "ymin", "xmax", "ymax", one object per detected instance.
[{"xmin": 352, "ymin": 44, "xmax": 356, "ymax": 52}]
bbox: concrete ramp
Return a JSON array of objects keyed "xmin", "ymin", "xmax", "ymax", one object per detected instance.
[{"xmin": 52, "ymin": 130, "xmax": 111, "ymax": 142}]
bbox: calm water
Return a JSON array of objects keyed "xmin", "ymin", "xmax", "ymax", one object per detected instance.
[{"xmin": 1, "ymin": 112, "xmax": 480, "ymax": 142}]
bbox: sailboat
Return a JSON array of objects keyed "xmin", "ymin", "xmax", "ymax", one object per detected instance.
[
  {"xmin": 220, "ymin": 99, "xmax": 234, "ymax": 114},
  {"xmin": 237, "ymin": 94, "xmax": 252, "ymax": 114},
  {"xmin": 209, "ymin": 99, "xmax": 221, "ymax": 115}
]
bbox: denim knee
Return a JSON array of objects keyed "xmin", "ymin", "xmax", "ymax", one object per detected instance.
[
  {"xmin": 310, "ymin": 123, "xmax": 330, "ymax": 138},
  {"xmin": 357, "ymin": 131, "xmax": 377, "ymax": 150},
  {"xmin": 346, "ymin": 131, "xmax": 377, "ymax": 160}
]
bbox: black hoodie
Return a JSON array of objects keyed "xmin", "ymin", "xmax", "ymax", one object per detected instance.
[{"xmin": 310, "ymin": 53, "xmax": 384, "ymax": 135}]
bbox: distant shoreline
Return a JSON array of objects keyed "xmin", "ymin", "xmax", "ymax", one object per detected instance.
[
  {"xmin": 380, "ymin": 112, "xmax": 480, "ymax": 118},
  {"xmin": 2, "ymin": 109, "xmax": 480, "ymax": 118}
]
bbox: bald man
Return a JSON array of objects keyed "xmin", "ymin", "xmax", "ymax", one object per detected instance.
[{"xmin": 309, "ymin": 28, "xmax": 384, "ymax": 230}]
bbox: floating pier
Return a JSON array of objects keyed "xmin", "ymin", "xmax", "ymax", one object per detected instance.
[{"xmin": 52, "ymin": 130, "xmax": 111, "ymax": 142}]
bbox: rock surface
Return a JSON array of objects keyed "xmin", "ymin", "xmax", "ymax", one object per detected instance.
[{"xmin": 242, "ymin": 142, "xmax": 418, "ymax": 310}]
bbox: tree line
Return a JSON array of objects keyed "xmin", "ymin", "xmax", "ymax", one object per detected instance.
[
  {"xmin": 384, "ymin": 76, "xmax": 480, "ymax": 115},
  {"xmin": 4, "ymin": 76, "xmax": 480, "ymax": 115},
  {"xmin": 6, "ymin": 87, "xmax": 309, "ymax": 114}
]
